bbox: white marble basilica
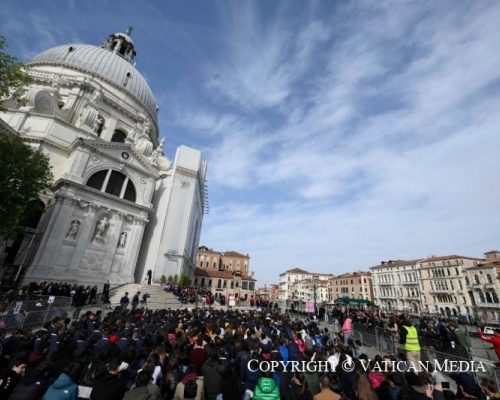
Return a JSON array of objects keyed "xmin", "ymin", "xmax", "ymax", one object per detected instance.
[{"xmin": 0, "ymin": 29, "xmax": 207, "ymax": 287}]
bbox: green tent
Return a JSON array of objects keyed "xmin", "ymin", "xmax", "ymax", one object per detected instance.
[{"xmin": 336, "ymin": 297, "xmax": 375, "ymax": 306}]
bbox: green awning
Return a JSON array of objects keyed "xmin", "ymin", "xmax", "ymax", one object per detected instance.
[{"xmin": 336, "ymin": 297, "xmax": 375, "ymax": 306}]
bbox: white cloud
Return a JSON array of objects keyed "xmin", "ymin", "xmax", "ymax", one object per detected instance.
[{"xmin": 197, "ymin": 1, "xmax": 500, "ymax": 283}]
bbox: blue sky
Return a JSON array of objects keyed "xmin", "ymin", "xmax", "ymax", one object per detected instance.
[{"xmin": 2, "ymin": 1, "xmax": 500, "ymax": 285}]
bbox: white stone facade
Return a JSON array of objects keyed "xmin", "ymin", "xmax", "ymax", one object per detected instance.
[{"xmin": 0, "ymin": 31, "xmax": 206, "ymax": 287}]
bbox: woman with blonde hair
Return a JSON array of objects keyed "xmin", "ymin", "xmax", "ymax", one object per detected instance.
[
  {"xmin": 151, "ymin": 344, "xmax": 167, "ymax": 367},
  {"xmin": 353, "ymin": 370, "xmax": 378, "ymax": 400}
]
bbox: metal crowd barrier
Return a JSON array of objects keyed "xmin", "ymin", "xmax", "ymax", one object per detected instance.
[
  {"xmin": 6, "ymin": 297, "xmax": 73, "ymax": 313},
  {"xmin": 0, "ymin": 313, "xmax": 25, "ymax": 330},
  {"xmin": 21, "ymin": 308, "xmax": 70, "ymax": 329},
  {"xmin": 351, "ymin": 325, "xmax": 496, "ymax": 385},
  {"xmin": 0, "ymin": 307, "xmax": 75, "ymax": 330}
]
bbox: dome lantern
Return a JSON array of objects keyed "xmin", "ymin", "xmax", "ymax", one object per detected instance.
[{"xmin": 102, "ymin": 26, "xmax": 136, "ymax": 62}]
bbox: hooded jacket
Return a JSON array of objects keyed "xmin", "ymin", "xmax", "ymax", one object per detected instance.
[
  {"xmin": 42, "ymin": 373, "xmax": 78, "ymax": 400},
  {"xmin": 253, "ymin": 377, "xmax": 280, "ymax": 400},
  {"xmin": 90, "ymin": 372, "xmax": 128, "ymax": 400}
]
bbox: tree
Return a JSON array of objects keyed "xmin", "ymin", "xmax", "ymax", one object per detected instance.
[
  {"xmin": 160, "ymin": 275, "xmax": 166, "ymax": 284},
  {"xmin": 173, "ymin": 274, "xmax": 178, "ymax": 284},
  {"xmin": 167, "ymin": 275, "xmax": 173, "ymax": 283},
  {"xmin": 179, "ymin": 273, "xmax": 191, "ymax": 287},
  {"xmin": 0, "ymin": 35, "xmax": 32, "ymax": 112},
  {"xmin": 0, "ymin": 133, "xmax": 53, "ymax": 239}
]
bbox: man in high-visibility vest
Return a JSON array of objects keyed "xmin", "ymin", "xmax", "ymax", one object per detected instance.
[{"xmin": 400, "ymin": 319, "xmax": 421, "ymax": 372}]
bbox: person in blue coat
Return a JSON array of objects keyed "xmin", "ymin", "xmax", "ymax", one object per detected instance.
[{"xmin": 42, "ymin": 362, "xmax": 80, "ymax": 400}]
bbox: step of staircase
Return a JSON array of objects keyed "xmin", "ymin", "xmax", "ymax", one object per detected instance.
[{"xmin": 108, "ymin": 283, "xmax": 182, "ymax": 309}]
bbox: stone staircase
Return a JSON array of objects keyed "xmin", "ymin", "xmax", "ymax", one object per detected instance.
[{"xmin": 108, "ymin": 283, "xmax": 182, "ymax": 310}]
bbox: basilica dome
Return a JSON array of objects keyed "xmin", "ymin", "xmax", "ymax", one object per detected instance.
[{"xmin": 28, "ymin": 32, "xmax": 158, "ymax": 125}]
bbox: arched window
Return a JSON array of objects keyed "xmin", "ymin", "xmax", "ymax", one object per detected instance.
[
  {"xmin": 111, "ymin": 129, "xmax": 127, "ymax": 143},
  {"xmin": 479, "ymin": 292, "xmax": 485, "ymax": 302},
  {"xmin": 474, "ymin": 275, "xmax": 480, "ymax": 284},
  {"xmin": 493, "ymin": 292, "xmax": 499, "ymax": 304},
  {"xmin": 487, "ymin": 274, "xmax": 493, "ymax": 284},
  {"xmin": 465, "ymin": 277, "xmax": 470, "ymax": 285},
  {"xmin": 200, "ymin": 278, "xmax": 205, "ymax": 287},
  {"xmin": 217, "ymin": 279, "xmax": 222, "ymax": 289},
  {"xmin": 86, "ymin": 169, "xmax": 137, "ymax": 203},
  {"xmin": 86, "ymin": 170, "xmax": 108, "ymax": 191},
  {"xmin": 486, "ymin": 292, "xmax": 493, "ymax": 303}
]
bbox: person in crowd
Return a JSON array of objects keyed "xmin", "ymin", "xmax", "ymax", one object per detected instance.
[
  {"xmin": 342, "ymin": 314, "xmax": 352, "ymax": 345},
  {"xmin": 289, "ymin": 372, "xmax": 313, "ymax": 400},
  {"xmin": 42, "ymin": 362, "xmax": 80, "ymax": 400},
  {"xmin": 353, "ymin": 339, "xmax": 368, "ymax": 358},
  {"xmin": 0, "ymin": 357, "xmax": 28, "ymax": 398},
  {"xmin": 202, "ymin": 351, "xmax": 227, "ymax": 400},
  {"xmin": 253, "ymin": 370, "xmax": 280, "ymax": 400},
  {"xmin": 9, "ymin": 360, "xmax": 54, "ymax": 400},
  {"xmin": 477, "ymin": 327, "xmax": 500, "ymax": 367},
  {"xmin": 353, "ymin": 370, "xmax": 378, "ymax": 400},
  {"xmin": 450, "ymin": 373, "xmax": 483, "ymax": 400},
  {"xmin": 123, "ymin": 370, "xmax": 162, "ymax": 400},
  {"xmin": 131, "ymin": 292, "xmax": 140, "ymax": 312},
  {"xmin": 120, "ymin": 292, "xmax": 130, "ymax": 312},
  {"xmin": 90, "ymin": 357, "xmax": 128, "ymax": 400},
  {"xmin": 314, "ymin": 374, "xmax": 340, "ymax": 400},
  {"xmin": 399, "ymin": 318, "xmax": 421, "ymax": 371},
  {"xmin": 480, "ymin": 378, "xmax": 500, "ymax": 400}
]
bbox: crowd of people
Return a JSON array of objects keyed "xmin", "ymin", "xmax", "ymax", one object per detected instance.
[
  {"xmin": 11, "ymin": 281, "xmax": 108, "ymax": 307},
  {"xmin": 0, "ymin": 288, "xmax": 498, "ymax": 400}
]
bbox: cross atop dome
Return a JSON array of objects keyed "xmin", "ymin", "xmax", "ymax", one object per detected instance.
[{"xmin": 102, "ymin": 28, "xmax": 136, "ymax": 63}]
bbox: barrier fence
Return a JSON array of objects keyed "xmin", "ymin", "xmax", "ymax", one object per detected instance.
[
  {"xmin": 6, "ymin": 297, "xmax": 73, "ymax": 313},
  {"xmin": 351, "ymin": 323, "xmax": 497, "ymax": 387}
]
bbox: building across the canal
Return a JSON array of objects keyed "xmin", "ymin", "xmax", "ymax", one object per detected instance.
[{"xmin": 194, "ymin": 246, "xmax": 256, "ymax": 301}]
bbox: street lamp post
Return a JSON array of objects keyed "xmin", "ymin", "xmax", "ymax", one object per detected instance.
[{"xmin": 312, "ymin": 275, "xmax": 319, "ymax": 316}]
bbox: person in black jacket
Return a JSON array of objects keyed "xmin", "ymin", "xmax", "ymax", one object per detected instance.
[
  {"xmin": 202, "ymin": 351, "xmax": 228, "ymax": 400},
  {"xmin": 0, "ymin": 357, "xmax": 28, "ymax": 399},
  {"xmin": 9, "ymin": 360, "xmax": 53, "ymax": 400},
  {"xmin": 288, "ymin": 372, "xmax": 313, "ymax": 400},
  {"xmin": 221, "ymin": 363, "xmax": 244, "ymax": 400},
  {"xmin": 90, "ymin": 358, "xmax": 128, "ymax": 400}
]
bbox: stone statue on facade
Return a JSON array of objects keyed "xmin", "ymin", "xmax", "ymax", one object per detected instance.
[
  {"xmin": 149, "ymin": 138, "xmax": 164, "ymax": 166},
  {"xmin": 125, "ymin": 26, "xmax": 133, "ymax": 36},
  {"xmin": 95, "ymin": 217, "xmax": 109, "ymax": 239},
  {"xmin": 91, "ymin": 88, "xmax": 102, "ymax": 103},
  {"xmin": 130, "ymin": 121, "xmax": 141, "ymax": 143},
  {"xmin": 76, "ymin": 104, "xmax": 88, "ymax": 127},
  {"xmin": 66, "ymin": 220, "xmax": 80, "ymax": 239},
  {"xmin": 118, "ymin": 232, "xmax": 127, "ymax": 248},
  {"xmin": 92, "ymin": 116, "xmax": 103, "ymax": 135},
  {"xmin": 142, "ymin": 119, "xmax": 150, "ymax": 137}
]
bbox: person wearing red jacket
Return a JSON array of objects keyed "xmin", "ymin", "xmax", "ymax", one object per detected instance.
[{"xmin": 477, "ymin": 327, "xmax": 500, "ymax": 367}]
